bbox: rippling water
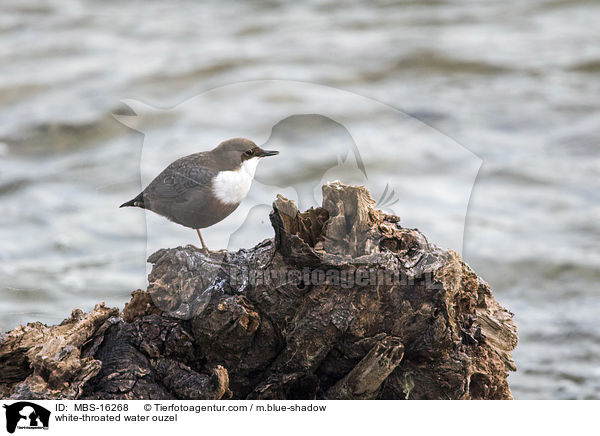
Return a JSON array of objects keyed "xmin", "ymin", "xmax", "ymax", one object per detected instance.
[{"xmin": 1, "ymin": 0, "xmax": 599, "ymax": 399}]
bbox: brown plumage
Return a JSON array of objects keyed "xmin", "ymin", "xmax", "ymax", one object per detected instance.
[{"xmin": 120, "ymin": 138, "xmax": 279, "ymax": 251}]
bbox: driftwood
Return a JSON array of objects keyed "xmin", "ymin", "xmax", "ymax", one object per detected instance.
[{"xmin": 0, "ymin": 182, "xmax": 517, "ymax": 400}]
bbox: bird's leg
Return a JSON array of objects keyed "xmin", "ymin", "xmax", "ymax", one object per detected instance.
[{"xmin": 196, "ymin": 229, "xmax": 209, "ymax": 254}]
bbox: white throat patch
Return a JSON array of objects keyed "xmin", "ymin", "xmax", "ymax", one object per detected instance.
[{"xmin": 212, "ymin": 157, "xmax": 260, "ymax": 205}]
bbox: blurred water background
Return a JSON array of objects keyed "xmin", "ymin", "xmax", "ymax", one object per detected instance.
[{"xmin": 1, "ymin": 0, "xmax": 599, "ymax": 399}]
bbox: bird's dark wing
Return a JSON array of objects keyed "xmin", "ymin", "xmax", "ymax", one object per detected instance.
[{"xmin": 142, "ymin": 153, "xmax": 217, "ymax": 204}]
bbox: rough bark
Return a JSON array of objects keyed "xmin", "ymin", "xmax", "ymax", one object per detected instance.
[{"xmin": 0, "ymin": 182, "xmax": 518, "ymax": 400}]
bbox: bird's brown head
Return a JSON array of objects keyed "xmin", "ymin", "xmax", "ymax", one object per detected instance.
[{"xmin": 213, "ymin": 138, "xmax": 279, "ymax": 170}]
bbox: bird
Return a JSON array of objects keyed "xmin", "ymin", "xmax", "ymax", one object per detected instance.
[{"xmin": 120, "ymin": 137, "xmax": 279, "ymax": 253}]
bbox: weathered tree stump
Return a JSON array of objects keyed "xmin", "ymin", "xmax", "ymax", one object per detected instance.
[{"xmin": 0, "ymin": 183, "xmax": 517, "ymax": 399}]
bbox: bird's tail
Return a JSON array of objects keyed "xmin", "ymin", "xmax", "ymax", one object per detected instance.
[{"xmin": 119, "ymin": 193, "xmax": 144, "ymax": 208}]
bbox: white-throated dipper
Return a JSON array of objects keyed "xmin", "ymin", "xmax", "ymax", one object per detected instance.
[{"xmin": 120, "ymin": 138, "xmax": 279, "ymax": 252}]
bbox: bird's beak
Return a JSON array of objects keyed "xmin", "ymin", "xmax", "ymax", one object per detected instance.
[{"xmin": 260, "ymin": 150, "xmax": 279, "ymax": 157}]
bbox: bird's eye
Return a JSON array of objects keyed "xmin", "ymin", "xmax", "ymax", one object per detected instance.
[{"xmin": 244, "ymin": 149, "xmax": 253, "ymax": 157}]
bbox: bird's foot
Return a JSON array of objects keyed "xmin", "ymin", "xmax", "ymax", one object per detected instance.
[{"xmin": 195, "ymin": 246, "xmax": 209, "ymax": 255}]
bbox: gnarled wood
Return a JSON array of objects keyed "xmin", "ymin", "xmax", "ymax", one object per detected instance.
[
  {"xmin": 0, "ymin": 182, "xmax": 517, "ymax": 400},
  {"xmin": 325, "ymin": 335, "xmax": 404, "ymax": 399}
]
